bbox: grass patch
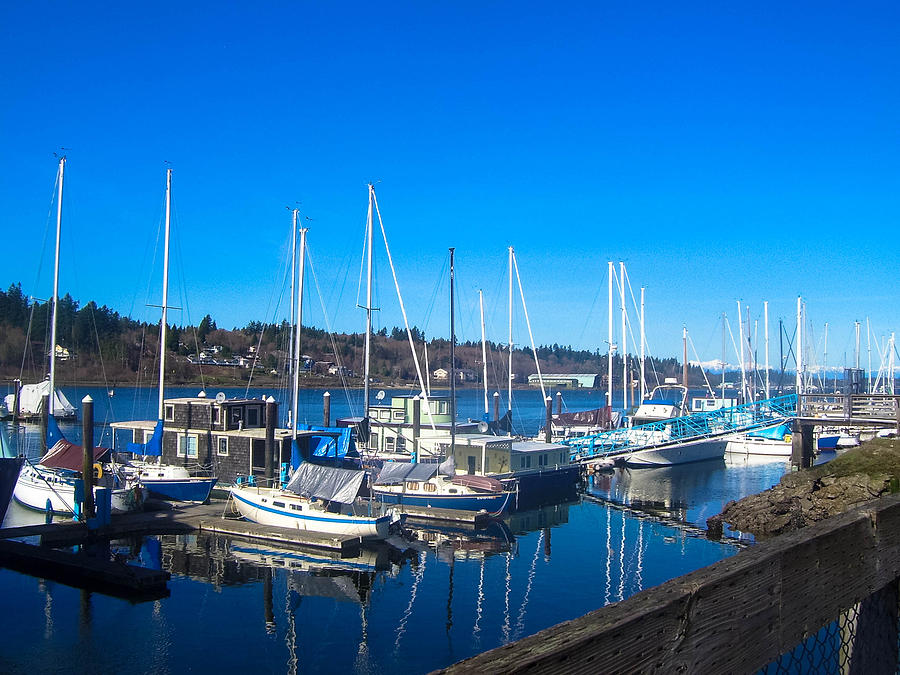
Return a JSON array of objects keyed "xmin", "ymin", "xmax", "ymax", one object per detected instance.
[{"xmin": 808, "ymin": 437, "xmax": 900, "ymax": 488}]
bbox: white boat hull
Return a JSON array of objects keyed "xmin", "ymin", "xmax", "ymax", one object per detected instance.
[
  {"xmin": 622, "ymin": 438, "xmax": 728, "ymax": 466},
  {"xmin": 14, "ymin": 464, "xmax": 146, "ymax": 515},
  {"xmin": 725, "ymin": 436, "xmax": 792, "ymax": 457},
  {"xmin": 230, "ymin": 486, "xmax": 395, "ymax": 540}
]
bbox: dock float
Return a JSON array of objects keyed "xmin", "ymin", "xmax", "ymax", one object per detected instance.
[
  {"xmin": 197, "ymin": 518, "xmax": 363, "ymax": 555},
  {"xmin": 0, "ymin": 539, "xmax": 170, "ymax": 601},
  {"xmin": 392, "ymin": 505, "xmax": 494, "ymax": 526}
]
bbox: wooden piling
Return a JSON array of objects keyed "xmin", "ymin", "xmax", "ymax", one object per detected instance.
[
  {"xmin": 545, "ymin": 396, "xmax": 552, "ymax": 443},
  {"xmin": 493, "ymin": 391, "xmax": 499, "ymax": 423},
  {"xmin": 413, "ymin": 395, "xmax": 421, "ymax": 462},
  {"xmin": 323, "ymin": 391, "xmax": 331, "ymax": 427},
  {"xmin": 81, "ymin": 395, "xmax": 95, "ymax": 520},
  {"xmin": 264, "ymin": 396, "xmax": 276, "ymax": 484},
  {"xmin": 791, "ymin": 419, "xmax": 814, "ymax": 469},
  {"xmin": 555, "ymin": 391, "xmax": 562, "ymax": 416}
]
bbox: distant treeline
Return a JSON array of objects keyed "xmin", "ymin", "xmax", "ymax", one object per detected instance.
[{"xmin": 0, "ymin": 282, "xmax": 713, "ymax": 388}]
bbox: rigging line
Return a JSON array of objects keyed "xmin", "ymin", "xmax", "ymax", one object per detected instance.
[
  {"xmin": 511, "ymin": 251, "xmax": 546, "ymax": 402},
  {"xmin": 371, "ymin": 190, "xmax": 437, "ymax": 431},
  {"xmin": 686, "ymin": 333, "xmax": 715, "ymax": 396},
  {"xmin": 170, "ymin": 210, "xmax": 206, "ymax": 393},
  {"xmin": 421, "ymin": 254, "xmax": 449, "ymax": 336}
]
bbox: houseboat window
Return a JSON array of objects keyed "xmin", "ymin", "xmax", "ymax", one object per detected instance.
[
  {"xmin": 396, "ymin": 436, "xmax": 406, "ymax": 451},
  {"xmin": 177, "ymin": 434, "xmax": 198, "ymax": 459},
  {"xmin": 407, "ymin": 481, "xmax": 419, "ymax": 490},
  {"xmin": 247, "ymin": 406, "xmax": 260, "ymax": 427},
  {"xmin": 212, "ymin": 406, "xmax": 221, "ymax": 425},
  {"xmin": 525, "ymin": 455, "xmax": 532, "ymax": 468},
  {"xmin": 539, "ymin": 454, "xmax": 547, "ymax": 466},
  {"xmin": 273, "ymin": 501, "xmax": 285, "ymax": 508},
  {"xmin": 385, "ymin": 437, "xmax": 395, "ymax": 451},
  {"xmin": 379, "ymin": 410, "xmax": 390, "ymax": 420},
  {"xmin": 423, "ymin": 482, "xmax": 436, "ymax": 493},
  {"xmin": 144, "ymin": 429, "xmax": 154, "ymax": 443},
  {"xmin": 217, "ymin": 436, "xmax": 228, "ymax": 456},
  {"xmin": 230, "ymin": 407, "xmax": 243, "ymax": 426},
  {"xmin": 164, "ymin": 405, "xmax": 174, "ymax": 422},
  {"xmin": 369, "ymin": 433, "xmax": 378, "ymax": 450},
  {"xmin": 392, "ymin": 410, "xmax": 404, "ymax": 420}
]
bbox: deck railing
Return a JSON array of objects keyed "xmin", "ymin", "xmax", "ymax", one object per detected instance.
[{"xmin": 437, "ymin": 494, "xmax": 900, "ymax": 675}]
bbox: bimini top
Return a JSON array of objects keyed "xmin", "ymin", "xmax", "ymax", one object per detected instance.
[{"xmin": 284, "ymin": 462, "xmax": 366, "ymax": 504}]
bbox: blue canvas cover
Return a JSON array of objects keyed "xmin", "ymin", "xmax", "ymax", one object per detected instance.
[
  {"xmin": 295, "ymin": 425, "xmax": 357, "ymax": 460},
  {"xmin": 747, "ymin": 422, "xmax": 791, "ymax": 440},
  {"xmin": 126, "ymin": 420, "xmax": 163, "ymax": 456},
  {"xmin": 46, "ymin": 414, "xmax": 66, "ymax": 448}
]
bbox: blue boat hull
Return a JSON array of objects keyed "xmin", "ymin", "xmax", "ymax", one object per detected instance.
[
  {"xmin": 374, "ymin": 489, "xmax": 512, "ymax": 513},
  {"xmin": 144, "ymin": 477, "xmax": 217, "ymax": 503},
  {"xmin": 0, "ymin": 457, "xmax": 24, "ymax": 524}
]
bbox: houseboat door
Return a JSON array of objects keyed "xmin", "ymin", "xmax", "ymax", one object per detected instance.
[{"xmin": 467, "ymin": 455, "xmax": 476, "ymax": 475}]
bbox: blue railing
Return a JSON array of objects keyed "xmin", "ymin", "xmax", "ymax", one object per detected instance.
[{"xmin": 562, "ymin": 394, "xmax": 798, "ymax": 462}]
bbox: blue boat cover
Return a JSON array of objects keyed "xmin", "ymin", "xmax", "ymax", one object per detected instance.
[
  {"xmin": 126, "ymin": 420, "xmax": 163, "ymax": 456},
  {"xmin": 294, "ymin": 425, "xmax": 357, "ymax": 461},
  {"xmin": 46, "ymin": 414, "xmax": 66, "ymax": 448},
  {"xmin": 747, "ymin": 422, "xmax": 792, "ymax": 440}
]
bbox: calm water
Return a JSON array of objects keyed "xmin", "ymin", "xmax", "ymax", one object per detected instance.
[{"xmin": 1, "ymin": 386, "xmax": 792, "ymax": 673}]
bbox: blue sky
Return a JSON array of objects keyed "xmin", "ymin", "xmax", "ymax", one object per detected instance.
[{"xmin": 2, "ymin": 2, "xmax": 898, "ymax": 366}]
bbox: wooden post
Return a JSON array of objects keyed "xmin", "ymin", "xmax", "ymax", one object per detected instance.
[
  {"xmin": 792, "ymin": 420, "xmax": 814, "ymax": 469},
  {"xmin": 40, "ymin": 393, "xmax": 49, "ymax": 454},
  {"xmin": 556, "ymin": 391, "xmax": 562, "ymax": 416},
  {"xmin": 264, "ymin": 396, "xmax": 277, "ymax": 485},
  {"xmin": 493, "ymin": 391, "xmax": 500, "ymax": 423},
  {"xmin": 81, "ymin": 395, "xmax": 95, "ymax": 521},
  {"xmin": 894, "ymin": 397, "xmax": 900, "ymax": 437},
  {"xmin": 545, "ymin": 396, "xmax": 552, "ymax": 443},
  {"xmin": 843, "ymin": 394, "xmax": 852, "ymax": 421},
  {"xmin": 322, "ymin": 391, "xmax": 331, "ymax": 427},
  {"xmin": 412, "ymin": 395, "xmax": 421, "ymax": 463}
]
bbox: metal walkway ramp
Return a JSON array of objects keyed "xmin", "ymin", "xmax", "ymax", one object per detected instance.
[{"xmin": 562, "ymin": 394, "xmax": 798, "ymax": 462}]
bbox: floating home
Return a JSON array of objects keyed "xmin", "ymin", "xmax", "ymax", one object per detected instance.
[{"xmin": 111, "ymin": 395, "xmax": 338, "ymax": 486}]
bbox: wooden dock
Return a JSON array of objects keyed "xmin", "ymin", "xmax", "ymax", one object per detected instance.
[
  {"xmin": 393, "ymin": 504, "xmax": 495, "ymax": 526},
  {"xmin": 197, "ymin": 518, "xmax": 363, "ymax": 555}
]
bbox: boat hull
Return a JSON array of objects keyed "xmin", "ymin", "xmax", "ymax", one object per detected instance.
[
  {"xmin": 373, "ymin": 488, "xmax": 512, "ymax": 514},
  {"xmin": 143, "ymin": 477, "xmax": 218, "ymax": 503},
  {"xmin": 0, "ymin": 457, "xmax": 23, "ymax": 524},
  {"xmin": 13, "ymin": 464, "xmax": 146, "ymax": 515},
  {"xmin": 622, "ymin": 438, "xmax": 728, "ymax": 467},
  {"xmin": 230, "ymin": 486, "xmax": 394, "ymax": 540},
  {"xmin": 725, "ymin": 437, "xmax": 792, "ymax": 457}
]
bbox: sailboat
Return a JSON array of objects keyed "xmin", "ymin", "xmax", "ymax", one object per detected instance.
[
  {"xmin": 372, "ymin": 246, "xmax": 515, "ymax": 515},
  {"xmin": 13, "ymin": 157, "xmax": 145, "ymax": 516},
  {"xmin": 122, "ymin": 169, "xmax": 218, "ymax": 503},
  {"xmin": 230, "ymin": 223, "xmax": 402, "ymax": 540}
]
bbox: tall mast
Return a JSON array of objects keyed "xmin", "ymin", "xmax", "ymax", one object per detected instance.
[
  {"xmin": 607, "ymin": 261, "xmax": 614, "ymax": 411},
  {"xmin": 363, "ymin": 185, "xmax": 375, "ymax": 427},
  {"xmin": 157, "ymin": 168, "xmax": 172, "ymax": 421},
  {"xmin": 620, "ymin": 262, "xmax": 627, "ymax": 410},
  {"xmin": 891, "ymin": 333, "xmax": 896, "ymax": 395},
  {"xmin": 721, "ymin": 313, "xmax": 726, "ymax": 398},
  {"xmin": 682, "ymin": 327, "xmax": 688, "ymax": 393},
  {"xmin": 449, "ymin": 248, "xmax": 456, "ymax": 452},
  {"xmin": 48, "ymin": 156, "xmax": 65, "ymax": 416},
  {"xmin": 855, "ymin": 320, "xmax": 861, "ymax": 370},
  {"xmin": 764, "ymin": 301, "xmax": 770, "ymax": 399},
  {"xmin": 823, "ymin": 322, "xmax": 829, "ymax": 394},
  {"xmin": 737, "ymin": 301, "xmax": 746, "ymax": 403},
  {"xmin": 292, "ymin": 227, "xmax": 307, "ymax": 436},
  {"xmin": 507, "ymin": 246, "xmax": 513, "ymax": 413},
  {"xmin": 867, "ymin": 318, "xmax": 872, "ymax": 394},
  {"xmin": 288, "ymin": 209, "xmax": 298, "ymax": 397},
  {"xmin": 639, "ymin": 286, "xmax": 646, "ymax": 402},
  {"xmin": 479, "ymin": 289, "xmax": 489, "ymax": 416},
  {"xmin": 795, "ymin": 296, "xmax": 803, "ymax": 395}
]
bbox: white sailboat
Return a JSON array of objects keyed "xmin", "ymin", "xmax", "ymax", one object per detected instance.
[
  {"xmin": 122, "ymin": 168, "xmax": 218, "ymax": 503},
  {"xmin": 14, "ymin": 158, "xmax": 145, "ymax": 516},
  {"xmin": 230, "ymin": 220, "xmax": 401, "ymax": 540}
]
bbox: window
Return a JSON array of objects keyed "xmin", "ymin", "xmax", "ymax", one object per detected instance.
[
  {"xmin": 379, "ymin": 410, "xmax": 390, "ymax": 420},
  {"xmin": 485, "ymin": 458, "xmax": 490, "ymax": 473},
  {"xmin": 525, "ymin": 455, "xmax": 532, "ymax": 468},
  {"xmin": 217, "ymin": 436, "xmax": 228, "ymax": 457},
  {"xmin": 212, "ymin": 406, "xmax": 221, "ymax": 425},
  {"xmin": 273, "ymin": 501, "xmax": 285, "ymax": 508},
  {"xmin": 392, "ymin": 410, "xmax": 405, "ymax": 420},
  {"xmin": 423, "ymin": 482, "xmax": 436, "ymax": 493},
  {"xmin": 247, "ymin": 406, "xmax": 260, "ymax": 427},
  {"xmin": 539, "ymin": 454, "xmax": 548, "ymax": 466},
  {"xmin": 290, "ymin": 504, "xmax": 302, "ymax": 512},
  {"xmin": 386, "ymin": 437, "xmax": 395, "ymax": 451},
  {"xmin": 164, "ymin": 405, "xmax": 175, "ymax": 422},
  {"xmin": 369, "ymin": 433, "xmax": 378, "ymax": 450},
  {"xmin": 407, "ymin": 481, "xmax": 419, "ymax": 490},
  {"xmin": 144, "ymin": 429, "xmax": 154, "ymax": 443},
  {"xmin": 396, "ymin": 436, "xmax": 406, "ymax": 451},
  {"xmin": 177, "ymin": 434, "xmax": 198, "ymax": 459},
  {"xmin": 448, "ymin": 489, "xmax": 457, "ymax": 494}
]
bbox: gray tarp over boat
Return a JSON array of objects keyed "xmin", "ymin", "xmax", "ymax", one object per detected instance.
[
  {"xmin": 374, "ymin": 462, "xmax": 438, "ymax": 485},
  {"xmin": 284, "ymin": 462, "xmax": 366, "ymax": 504}
]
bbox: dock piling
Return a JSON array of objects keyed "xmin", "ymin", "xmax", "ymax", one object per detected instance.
[
  {"xmin": 322, "ymin": 391, "xmax": 331, "ymax": 427},
  {"xmin": 545, "ymin": 396, "xmax": 552, "ymax": 443},
  {"xmin": 81, "ymin": 395, "xmax": 95, "ymax": 521},
  {"xmin": 264, "ymin": 396, "xmax": 276, "ymax": 485}
]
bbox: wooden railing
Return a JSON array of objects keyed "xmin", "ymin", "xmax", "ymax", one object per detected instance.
[
  {"xmin": 436, "ymin": 495, "xmax": 900, "ymax": 674},
  {"xmin": 799, "ymin": 393, "xmax": 900, "ymax": 422}
]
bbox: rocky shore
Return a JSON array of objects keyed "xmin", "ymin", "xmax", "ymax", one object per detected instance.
[{"xmin": 708, "ymin": 437, "xmax": 900, "ymax": 539}]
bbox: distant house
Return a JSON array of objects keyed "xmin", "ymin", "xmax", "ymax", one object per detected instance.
[
  {"xmin": 328, "ymin": 364, "xmax": 352, "ymax": 377},
  {"xmin": 528, "ymin": 373, "xmax": 600, "ymax": 389},
  {"xmin": 456, "ymin": 368, "xmax": 477, "ymax": 382},
  {"xmin": 433, "ymin": 368, "xmax": 449, "ymax": 381},
  {"xmin": 54, "ymin": 345, "xmax": 71, "ymax": 361}
]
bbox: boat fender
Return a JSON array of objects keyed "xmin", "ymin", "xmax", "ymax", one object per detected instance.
[{"xmin": 93, "ymin": 463, "xmax": 103, "ymax": 479}]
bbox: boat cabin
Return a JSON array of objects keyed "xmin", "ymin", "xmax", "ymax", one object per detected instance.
[{"xmin": 417, "ymin": 433, "xmax": 572, "ymax": 478}]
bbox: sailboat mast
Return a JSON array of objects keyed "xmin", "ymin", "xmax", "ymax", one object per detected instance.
[
  {"xmin": 721, "ymin": 313, "xmax": 726, "ymax": 398},
  {"xmin": 855, "ymin": 320, "xmax": 861, "ymax": 370},
  {"xmin": 479, "ymin": 289, "xmax": 488, "ymax": 416},
  {"xmin": 48, "ymin": 156, "xmax": 65, "ymax": 416},
  {"xmin": 507, "ymin": 246, "xmax": 513, "ymax": 413},
  {"xmin": 682, "ymin": 327, "xmax": 688, "ymax": 392},
  {"xmin": 157, "ymin": 168, "xmax": 172, "ymax": 421},
  {"xmin": 764, "ymin": 301, "xmax": 770, "ymax": 399},
  {"xmin": 292, "ymin": 227, "xmax": 307, "ymax": 436},
  {"xmin": 607, "ymin": 261, "xmax": 613, "ymax": 411},
  {"xmin": 288, "ymin": 209, "xmax": 298, "ymax": 394},
  {"xmin": 823, "ymin": 322, "xmax": 829, "ymax": 394},
  {"xmin": 363, "ymin": 185, "xmax": 375, "ymax": 427},
  {"xmin": 737, "ymin": 301, "xmax": 746, "ymax": 403},
  {"xmin": 795, "ymin": 296, "xmax": 803, "ymax": 395},
  {"xmin": 639, "ymin": 286, "xmax": 645, "ymax": 403},
  {"xmin": 450, "ymin": 248, "xmax": 456, "ymax": 451},
  {"xmin": 620, "ymin": 262, "xmax": 627, "ymax": 410}
]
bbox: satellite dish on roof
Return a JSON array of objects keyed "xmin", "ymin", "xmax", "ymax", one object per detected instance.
[
  {"xmin": 478, "ymin": 421, "xmax": 489, "ymax": 433},
  {"xmin": 375, "ymin": 390, "xmax": 386, "ymax": 401},
  {"xmin": 215, "ymin": 392, "xmax": 226, "ymax": 404}
]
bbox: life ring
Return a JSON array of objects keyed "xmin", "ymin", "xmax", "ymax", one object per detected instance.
[{"xmin": 93, "ymin": 463, "xmax": 103, "ymax": 479}]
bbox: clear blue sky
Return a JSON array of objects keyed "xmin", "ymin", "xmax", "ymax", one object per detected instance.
[{"xmin": 2, "ymin": 2, "xmax": 898, "ymax": 368}]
